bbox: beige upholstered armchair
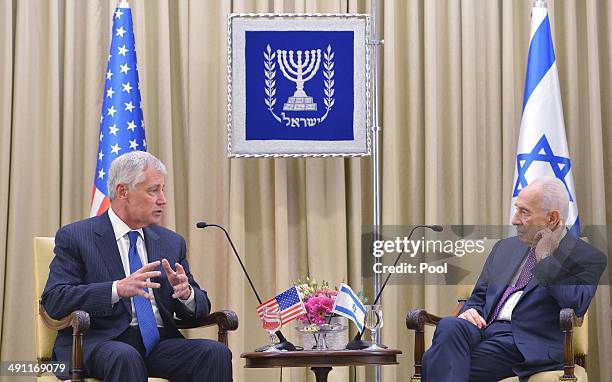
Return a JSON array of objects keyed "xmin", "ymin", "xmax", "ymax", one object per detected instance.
[
  {"xmin": 406, "ymin": 285, "xmax": 588, "ymax": 382},
  {"xmin": 34, "ymin": 237, "xmax": 239, "ymax": 382}
]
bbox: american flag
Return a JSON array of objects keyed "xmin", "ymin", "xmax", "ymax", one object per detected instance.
[
  {"xmin": 90, "ymin": 1, "xmax": 146, "ymax": 217},
  {"xmin": 256, "ymin": 286, "xmax": 306, "ymax": 326}
]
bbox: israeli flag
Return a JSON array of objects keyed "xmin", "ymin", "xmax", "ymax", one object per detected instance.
[
  {"xmin": 510, "ymin": 3, "xmax": 580, "ymax": 236},
  {"xmin": 332, "ymin": 283, "xmax": 366, "ymax": 332}
]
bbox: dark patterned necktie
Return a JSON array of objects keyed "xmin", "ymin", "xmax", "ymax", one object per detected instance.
[
  {"xmin": 128, "ymin": 231, "xmax": 160, "ymax": 355},
  {"xmin": 488, "ymin": 248, "xmax": 537, "ymax": 324}
]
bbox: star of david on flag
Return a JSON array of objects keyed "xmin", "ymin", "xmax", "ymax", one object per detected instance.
[
  {"xmin": 510, "ymin": 3, "xmax": 580, "ymax": 236},
  {"xmin": 332, "ymin": 283, "xmax": 366, "ymax": 332},
  {"xmin": 90, "ymin": 0, "xmax": 146, "ymax": 217},
  {"xmin": 256, "ymin": 286, "xmax": 306, "ymax": 326}
]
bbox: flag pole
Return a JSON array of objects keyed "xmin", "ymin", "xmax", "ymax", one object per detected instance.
[
  {"xmin": 370, "ymin": 0, "xmax": 383, "ymax": 345},
  {"xmin": 371, "ymin": 0, "xmax": 384, "ymax": 379},
  {"xmin": 346, "ymin": 0, "xmax": 383, "ymax": 356},
  {"xmin": 533, "ymin": 0, "xmax": 547, "ymax": 8}
]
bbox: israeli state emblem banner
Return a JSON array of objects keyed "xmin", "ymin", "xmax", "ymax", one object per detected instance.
[{"xmin": 227, "ymin": 14, "xmax": 371, "ymax": 157}]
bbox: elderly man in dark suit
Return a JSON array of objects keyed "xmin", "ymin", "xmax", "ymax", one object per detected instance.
[
  {"xmin": 422, "ymin": 177, "xmax": 606, "ymax": 382},
  {"xmin": 42, "ymin": 151, "xmax": 232, "ymax": 382}
]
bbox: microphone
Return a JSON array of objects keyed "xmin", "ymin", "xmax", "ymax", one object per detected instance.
[
  {"xmin": 346, "ymin": 224, "xmax": 444, "ymax": 350},
  {"xmin": 428, "ymin": 224, "xmax": 443, "ymax": 232},
  {"xmin": 196, "ymin": 222, "xmax": 298, "ymax": 352}
]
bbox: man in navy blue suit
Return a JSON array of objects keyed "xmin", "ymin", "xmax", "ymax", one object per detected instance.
[
  {"xmin": 42, "ymin": 151, "xmax": 232, "ymax": 381},
  {"xmin": 422, "ymin": 177, "xmax": 606, "ymax": 382}
]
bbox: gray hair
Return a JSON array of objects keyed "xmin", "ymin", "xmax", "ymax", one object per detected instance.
[
  {"xmin": 529, "ymin": 176, "xmax": 569, "ymax": 221},
  {"xmin": 107, "ymin": 151, "xmax": 167, "ymax": 201}
]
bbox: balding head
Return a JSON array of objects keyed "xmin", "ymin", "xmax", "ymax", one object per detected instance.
[
  {"xmin": 526, "ymin": 176, "xmax": 569, "ymax": 221},
  {"xmin": 512, "ymin": 176, "xmax": 568, "ymax": 244}
]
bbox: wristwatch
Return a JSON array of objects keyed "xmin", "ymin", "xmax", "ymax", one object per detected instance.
[{"xmin": 539, "ymin": 252, "xmax": 551, "ymax": 260}]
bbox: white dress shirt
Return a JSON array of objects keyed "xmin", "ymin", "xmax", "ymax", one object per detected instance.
[{"xmin": 108, "ymin": 206, "xmax": 195, "ymax": 327}]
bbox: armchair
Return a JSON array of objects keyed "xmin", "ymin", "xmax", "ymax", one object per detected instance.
[
  {"xmin": 34, "ymin": 237, "xmax": 238, "ymax": 382},
  {"xmin": 406, "ymin": 285, "xmax": 588, "ymax": 382}
]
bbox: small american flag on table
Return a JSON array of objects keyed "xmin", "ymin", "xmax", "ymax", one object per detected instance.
[{"xmin": 256, "ymin": 286, "xmax": 306, "ymax": 326}]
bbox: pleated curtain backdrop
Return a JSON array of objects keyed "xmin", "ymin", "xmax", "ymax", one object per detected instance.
[{"xmin": 0, "ymin": 1, "xmax": 610, "ymax": 381}]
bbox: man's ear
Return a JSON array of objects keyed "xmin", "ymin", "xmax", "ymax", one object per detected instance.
[
  {"xmin": 116, "ymin": 183, "xmax": 128, "ymax": 199},
  {"xmin": 548, "ymin": 210, "xmax": 562, "ymax": 227}
]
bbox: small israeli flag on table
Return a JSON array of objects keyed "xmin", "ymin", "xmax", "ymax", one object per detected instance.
[{"xmin": 332, "ymin": 283, "xmax": 366, "ymax": 332}]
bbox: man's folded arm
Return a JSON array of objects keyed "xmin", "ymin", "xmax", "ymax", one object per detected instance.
[{"xmin": 534, "ymin": 249, "xmax": 607, "ymax": 316}]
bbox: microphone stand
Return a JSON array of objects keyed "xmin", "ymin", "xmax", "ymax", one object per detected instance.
[
  {"xmin": 196, "ymin": 222, "xmax": 297, "ymax": 351},
  {"xmin": 346, "ymin": 225, "xmax": 443, "ymax": 350}
]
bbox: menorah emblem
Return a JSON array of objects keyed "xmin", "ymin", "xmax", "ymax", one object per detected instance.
[{"xmin": 276, "ymin": 49, "xmax": 321, "ymax": 111}]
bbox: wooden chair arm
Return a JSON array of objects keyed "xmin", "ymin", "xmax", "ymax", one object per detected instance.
[
  {"xmin": 39, "ymin": 304, "xmax": 90, "ymax": 333},
  {"xmin": 175, "ymin": 310, "xmax": 239, "ymax": 346},
  {"xmin": 560, "ymin": 308, "xmax": 583, "ymax": 330},
  {"xmin": 39, "ymin": 304, "xmax": 89, "ymax": 382},
  {"xmin": 406, "ymin": 309, "xmax": 442, "ymax": 331},
  {"xmin": 406, "ymin": 309, "xmax": 442, "ymax": 381},
  {"xmin": 559, "ymin": 308, "xmax": 584, "ymax": 381}
]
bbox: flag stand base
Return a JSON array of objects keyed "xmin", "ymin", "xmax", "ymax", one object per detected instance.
[
  {"xmin": 255, "ymin": 331, "xmax": 299, "ymax": 352},
  {"xmin": 345, "ymin": 337, "xmax": 372, "ymax": 350},
  {"xmin": 254, "ymin": 340, "xmax": 298, "ymax": 352}
]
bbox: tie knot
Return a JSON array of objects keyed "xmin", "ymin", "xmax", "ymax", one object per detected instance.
[{"xmin": 128, "ymin": 231, "xmax": 140, "ymax": 247}]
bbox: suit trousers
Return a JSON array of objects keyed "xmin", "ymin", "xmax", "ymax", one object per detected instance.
[
  {"xmin": 86, "ymin": 326, "xmax": 232, "ymax": 382},
  {"xmin": 422, "ymin": 318, "xmax": 524, "ymax": 382}
]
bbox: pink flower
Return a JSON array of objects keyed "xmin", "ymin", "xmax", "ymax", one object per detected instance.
[{"xmin": 300, "ymin": 294, "xmax": 336, "ymax": 325}]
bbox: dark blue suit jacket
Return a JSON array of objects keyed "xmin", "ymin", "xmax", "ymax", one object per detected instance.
[
  {"xmin": 41, "ymin": 212, "xmax": 211, "ymax": 365},
  {"xmin": 461, "ymin": 234, "xmax": 606, "ymax": 378}
]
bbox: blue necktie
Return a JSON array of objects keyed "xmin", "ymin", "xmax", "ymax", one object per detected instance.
[{"xmin": 127, "ymin": 231, "xmax": 160, "ymax": 355}]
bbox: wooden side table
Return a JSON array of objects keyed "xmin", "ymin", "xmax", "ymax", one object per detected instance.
[{"xmin": 241, "ymin": 349, "xmax": 402, "ymax": 382}]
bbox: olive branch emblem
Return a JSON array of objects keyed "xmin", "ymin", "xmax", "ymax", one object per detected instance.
[
  {"xmin": 264, "ymin": 45, "xmax": 280, "ymax": 122},
  {"xmin": 321, "ymin": 45, "xmax": 335, "ymax": 120}
]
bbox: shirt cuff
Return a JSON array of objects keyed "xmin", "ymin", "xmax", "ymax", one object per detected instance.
[
  {"xmin": 179, "ymin": 286, "xmax": 195, "ymax": 311},
  {"xmin": 111, "ymin": 281, "xmax": 120, "ymax": 304}
]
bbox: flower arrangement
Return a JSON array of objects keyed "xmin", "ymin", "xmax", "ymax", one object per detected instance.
[{"xmin": 295, "ymin": 277, "xmax": 368, "ymax": 326}]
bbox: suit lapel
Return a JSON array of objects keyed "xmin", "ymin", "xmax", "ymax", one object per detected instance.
[
  {"xmin": 143, "ymin": 228, "xmax": 163, "ymax": 295},
  {"xmin": 94, "ymin": 212, "xmax": 131, "ymax": 313},
  {"xmin": 504, "ymin": 245, "xmax": 530, "ymax": 285},
  {"xmin": 94, "ymin": 213, "xmax": 127, "ymax": 280},
  {"xmin": 143, "ymin": 226, "xmax": 174, "ymax": 324},
  {"xmin": 143, "ymin": 226, "xmax": 161, "ymax": 265},
  {"xmin": 486, "ymin": 242, "xmax": 530, "ymax": 318}
]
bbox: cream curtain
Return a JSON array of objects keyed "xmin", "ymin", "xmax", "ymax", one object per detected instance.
[{"xmin": 0, "ymin": 0, "xmax": 610, "ymax": 381}]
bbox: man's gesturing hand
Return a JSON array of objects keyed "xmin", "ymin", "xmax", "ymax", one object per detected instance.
[
  {"xmin": 162, "ymin": 259, "xmax": 191, "ymax": 300},
  {"xmin": 458, "ymin": 308, "xmax": 487, "ymax": 328},
  {"xmin": 117, "ymin": 261, "xmax": 161, "ymax": 299}
]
